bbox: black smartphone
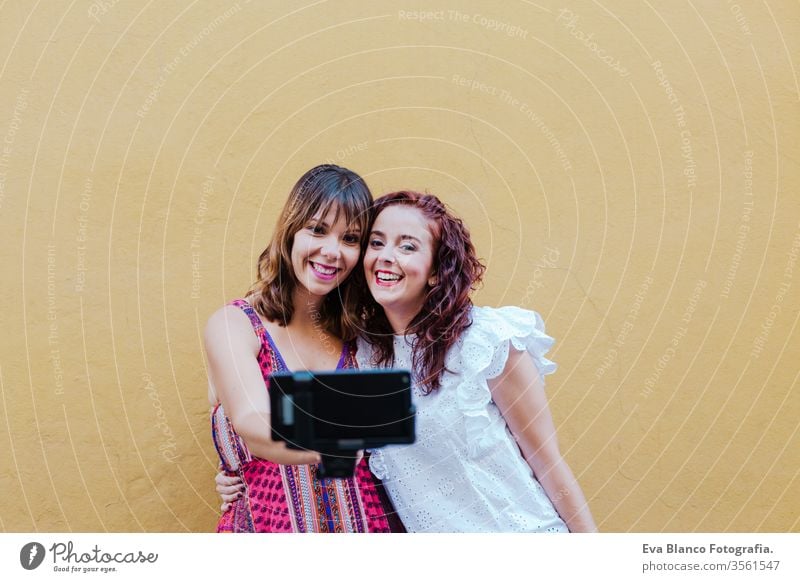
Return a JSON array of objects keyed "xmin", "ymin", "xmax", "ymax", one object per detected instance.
[{"xmin": 269, "ymin": 369, "xmax": 416, "ymax": 477}]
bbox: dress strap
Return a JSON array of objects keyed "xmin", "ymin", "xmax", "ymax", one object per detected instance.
[
  {"xmin": 229, "ymin": 298, "xmax": 291, "ymax": 371},
  {"xmin": 228, "ymin": 298, "xmax": 265, "ymax": 338}
]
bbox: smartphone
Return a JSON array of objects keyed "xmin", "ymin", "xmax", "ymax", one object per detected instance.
[{"xmin": 269, "ymin": 369, "xmax": 416, "ymax": 452}]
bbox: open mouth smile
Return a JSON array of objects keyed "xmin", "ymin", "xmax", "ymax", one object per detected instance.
[
  {"xmin": 375, "ymin": 269, "xmax": 403, "ymax": 287},
  {"xmin": 309, "ymin": 261, "xmax": 340, "ymax": 281}
]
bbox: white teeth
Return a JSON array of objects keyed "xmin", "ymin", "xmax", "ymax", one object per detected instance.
[
  {"xmin": 312, "ymin": 262, "xmax": 336, "ymax": 275},
  {"xmin": 377, "ymin": 272, "xmax": 400, "ymax": 281}
]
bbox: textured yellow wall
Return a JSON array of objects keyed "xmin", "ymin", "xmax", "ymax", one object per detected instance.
[{"xmin": 0, "ymin": 0, "xmax": 798, "ymax": 532}]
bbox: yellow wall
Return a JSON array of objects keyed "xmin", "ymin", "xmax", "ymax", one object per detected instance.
[{"xmin": 1, "ymin": 0, "xmax": 798, "ymax": 532}]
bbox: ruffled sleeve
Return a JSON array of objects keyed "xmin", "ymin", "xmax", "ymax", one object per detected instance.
[
  {"xmin": 448, "ymin": 305, "xmax": 558, "ymax": 457},
  {"xmin": 368, "ymin": 447, "xmax": 389, "ymax": 480}
]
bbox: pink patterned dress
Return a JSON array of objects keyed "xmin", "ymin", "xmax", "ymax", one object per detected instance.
[{"xmin": 211, "ymin": 299, "xmax": 396, "ymax": 533}]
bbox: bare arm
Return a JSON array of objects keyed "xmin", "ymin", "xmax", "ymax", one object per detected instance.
[
  {"xmin": 204, "ymin": 305, "xmax": 320, "ymax": 465},
  {"xmin": 489, "ymin": 348, "xmax": 597, "ymax": 532}
]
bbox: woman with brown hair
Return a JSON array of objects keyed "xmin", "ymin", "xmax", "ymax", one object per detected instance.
[{"xmin": 205, "ymin": 164, "xmax": 396, "ymax": 532}]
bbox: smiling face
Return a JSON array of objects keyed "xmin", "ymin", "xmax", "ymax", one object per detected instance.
[
  {"xmin": 291, "ymin": 204, "xmax": 362, "ymax": 298},
  {"xmin": 364, "ymin": 204, "xmax": 437, "ymax": 331}
]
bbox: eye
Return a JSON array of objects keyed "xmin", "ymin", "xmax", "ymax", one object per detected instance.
[
  {"xmin": 307, "ymin": 223, "xmax": 325, "ymax": 235},
  {"xmin": 343, "ymin": 233, "xmax": 359, "ymax": 245},
  {"xmin": 368, "ymin": 239, "xmax": 384, "ymax": 248},
  {"xmin": 400, "ymin": 243, "xmax": 416, "ymax": 252}
]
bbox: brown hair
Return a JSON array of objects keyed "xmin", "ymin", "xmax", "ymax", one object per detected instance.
[
  {"xmin": 360, "ymin": 191, "xmax": 486, "ymax": 393},
  {"xmin": 247, "ymin": 164, "xmax": 372, "ymax": 340}
]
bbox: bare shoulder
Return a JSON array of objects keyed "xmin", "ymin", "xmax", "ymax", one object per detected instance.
[
  {"xmin": 204, "ymin": 305, "xmax": 260, "ymax": 356},
  {"xmin": 489, "ymin": 347, "xmax": 543, "ymax": 396}
]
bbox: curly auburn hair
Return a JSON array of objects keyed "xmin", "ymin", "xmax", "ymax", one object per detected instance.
[
  {"xmin": 246, "ymin": 164, "xmax": 373, "ymax": 341},
  {"xmin": 360, "ymin": 191, "xmax": 486, "ymax": 393}
]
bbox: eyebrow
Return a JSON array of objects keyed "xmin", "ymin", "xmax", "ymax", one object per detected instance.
[{"xmin": 370, "ymin": 230, "xmax": 421, "ymax": 244}]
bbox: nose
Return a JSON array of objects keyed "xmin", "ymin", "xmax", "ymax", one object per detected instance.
[
  {"xmin": 377, "ymin": 245, "xmax": 395, "ymax": 264},
  {"xmin": 320, "ymin": 236, "xmax": 341, "ymax": 260}
]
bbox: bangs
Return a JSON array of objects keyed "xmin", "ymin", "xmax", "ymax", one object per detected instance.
[{"xmin": 304, "ymin": 177, "xmax": 371, "ymax": 239}]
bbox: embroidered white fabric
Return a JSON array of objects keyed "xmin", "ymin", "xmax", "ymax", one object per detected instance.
[{"xmin": 360, "ymin": 305, "xmax": 569, "ymax": 533}]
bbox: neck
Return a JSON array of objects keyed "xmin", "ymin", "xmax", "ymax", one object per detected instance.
[{"xmin": 385, "ymin": 307, "xmax": 420, "ymax": 337}]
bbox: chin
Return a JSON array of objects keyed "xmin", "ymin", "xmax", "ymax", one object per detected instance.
[
  {"xmin": 368, "ymin": 282, "xmax": 393, "ymax": 297},
  {"xmin": 373, "ymin": 295, "xmax": 409, "ymax": 318},
  {"xmin": 304, "ymin": 278, "xmax": 338, "ymax": 296}
]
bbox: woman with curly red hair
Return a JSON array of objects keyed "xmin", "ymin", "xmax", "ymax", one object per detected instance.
[{"xmin": 357, "ymin": 191, "xmax": 596, "ymax": 532}]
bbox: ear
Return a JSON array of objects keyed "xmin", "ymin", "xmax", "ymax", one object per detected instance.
[{"xmin": 428, "ymin": 275, "xmax": 437, "ymax": 287}]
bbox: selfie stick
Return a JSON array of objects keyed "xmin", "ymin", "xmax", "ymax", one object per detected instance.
[
  {"xmin": 317, "ymin": 450, "xmax": 359, "ymax": 479},
  {"xmin": 293, "ymin": 373, "xmax": 361, "ymax": 479}
]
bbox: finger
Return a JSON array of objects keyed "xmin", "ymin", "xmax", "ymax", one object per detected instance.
[
  {"xmin": 218, "ymin": 484, "xmax": 241, "ymax": 496},
  {"xmin": 221, "ymin": 502, "xmax": 231, "ymax": 512},
  {"xmin": 215, "ymin": 474, "xmax": 243, "ymax": 487},
  {"xmin": 221, "ymin": 493, "xmax": 239, "ymax": 503},
  {"xmin": 278, "ymin": 450, "xmax": 322, "ymax": 465},
  {"xmin": 214, "ymin": 469, "xmax": 242, "ymax": 484},
  {"xmin": 267, "ymin": 443, "xmax": 322, "ymax": 465}
]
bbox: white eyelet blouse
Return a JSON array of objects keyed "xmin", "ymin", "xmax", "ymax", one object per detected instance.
[{"xmin": 359, "ymin": 305, "xmax": 569, "ymax": 533}]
